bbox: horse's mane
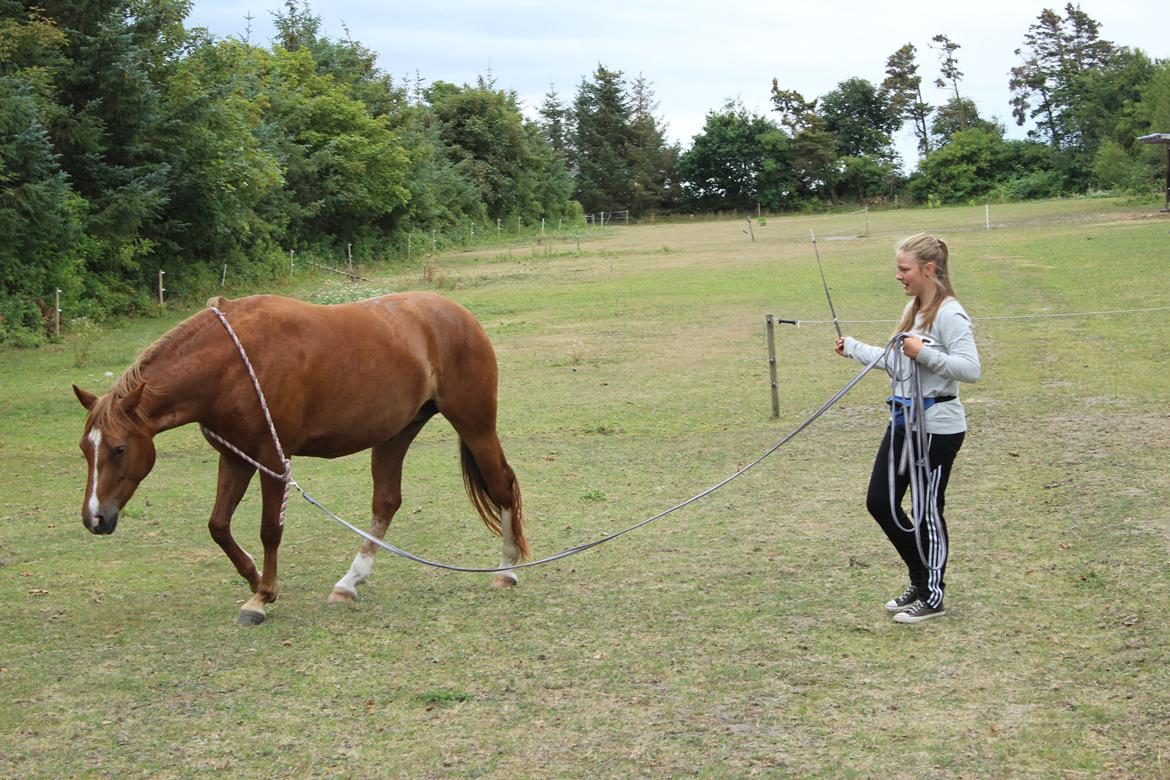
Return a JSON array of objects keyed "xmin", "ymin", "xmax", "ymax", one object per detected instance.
[{"xmin": 93, "ymin": 308, "xmax": 217, "ymax": 427}]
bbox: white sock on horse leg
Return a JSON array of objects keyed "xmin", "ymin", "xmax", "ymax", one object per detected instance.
[
  {"xmin": 334, "ymin": 551, "xmax": 375, "ymax": 595},
  {"xmin": 497, "ymin": 508, "xmax": 519, "ymax": 583}
]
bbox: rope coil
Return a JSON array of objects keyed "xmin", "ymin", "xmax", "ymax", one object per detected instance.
[{"xmin": 879, "ymin": 336, "xmax": 942, "ymax": 570}]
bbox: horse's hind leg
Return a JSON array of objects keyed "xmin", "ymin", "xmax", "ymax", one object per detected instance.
[
  {"xmin": 328, "ymin": 421, "xmax": 426, "ymax": 603},
  {"xmin": 456, "ymin": 428, "xmax": 528, "ymax": 589}
]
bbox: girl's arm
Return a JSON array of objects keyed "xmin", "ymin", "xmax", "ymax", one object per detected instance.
[{"xmin": 842, "ymin": 337, "xmax": 889, "ymax": 368}]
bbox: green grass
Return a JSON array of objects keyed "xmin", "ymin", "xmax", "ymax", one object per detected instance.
[{"xmin": 2, "ymin": 198, "xmax": 1169, "ymax": 777}]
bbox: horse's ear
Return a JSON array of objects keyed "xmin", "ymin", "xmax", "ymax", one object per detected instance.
[
  {"xmin": 120, "ymin": 382, "xmax": 146, "ymax": 416},
  {"xmin": 73, "ymin": 384, "xmax": 98, "ymax": 410},
  {"xmin": 207, "ymin": 295, "xmax": 228, "ymax": 309}
]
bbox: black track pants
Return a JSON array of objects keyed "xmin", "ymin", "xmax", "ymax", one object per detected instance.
[{"xmin": 865, "ymin": 426, "xmax": 965, "ymax": 608}]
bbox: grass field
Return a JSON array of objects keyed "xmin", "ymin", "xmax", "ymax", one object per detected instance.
[{"xmin": 2, "ymin": 198, "xmax": 1169, "ymax": 777}]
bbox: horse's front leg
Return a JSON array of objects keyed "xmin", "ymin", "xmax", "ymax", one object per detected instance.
[
  {"xmin": 328, "ymin": 422, "xmax": 426, "ymax": 603},
  {"xmin": 208, "ymin": 454, "xmax": 262, "ymax": 596},
  {"xmin": 237, "ymin": 471, "xmax": 287, "ymax": 625}
]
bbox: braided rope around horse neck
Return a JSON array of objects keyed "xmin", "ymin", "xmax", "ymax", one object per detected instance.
[
  {"xmin": 202, "ymin": 307, "xmax": 292, "ymax": 526},
  {"xmin": 200, "ymin": 305, "xmax": 929, "ymax": 573}
]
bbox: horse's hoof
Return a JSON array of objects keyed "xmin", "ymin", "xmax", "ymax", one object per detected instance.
[
  {"xmin": 327, "ymin": 588, "xmax": 356, "ymax": 604},
  {"xmin": 490, "ymin": 573, "xmax": 518, "ymax": 589},
  {"xmin": 236, "ymin": 609, "xmax": 266, "ymax": 626}
]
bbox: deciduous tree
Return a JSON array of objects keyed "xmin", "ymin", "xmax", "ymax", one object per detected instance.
[
  {"xmin": 427, "ymin": 76, "xmax": 571, "ymax": 223},
  {"xmin": 931, "ymin": 97, "xmax": 999, "ymax": 149},
  {"xmin": 677, "ymin": 102, "xmax": 794, "ymax": 210},
  {"xmin": 818, "ymin": 77, "xmax": 899, "ymax": 159}
]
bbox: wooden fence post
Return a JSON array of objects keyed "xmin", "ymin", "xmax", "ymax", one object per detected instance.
[{"xmin": 766, "ymin": 315, "xmax": 779, "ymax": 418}]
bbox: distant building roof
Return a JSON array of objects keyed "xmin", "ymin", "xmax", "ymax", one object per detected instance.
[{"xmin": 1138, "ymin": 133, "xmax": 1170, "ymax": 144}]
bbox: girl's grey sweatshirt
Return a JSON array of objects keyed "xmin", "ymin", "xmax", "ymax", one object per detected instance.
[{"xmin": 842, "ymin": 297, "xmax": 982, "ymax": 434}]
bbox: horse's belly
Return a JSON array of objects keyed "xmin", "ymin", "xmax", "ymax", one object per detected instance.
[
  {"xmin": 292, "ymin": 402, "xmax": 430, "ymax": 458},
  {"xmin": 296, "ymin": 435, "xmax": 374, "ymax": 459},
  {"xmin": 292, "ymin": 419, "xmax": 399, "ymax": 458}
]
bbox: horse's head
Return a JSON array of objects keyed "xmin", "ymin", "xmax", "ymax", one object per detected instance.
[{"xmin": 72, "ymin": 382, "xmax": 156, "ymax": 535}]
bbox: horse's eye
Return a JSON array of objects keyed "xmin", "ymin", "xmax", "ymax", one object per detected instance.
[{"xmin": 113, "ymin": 445, "xmax": 127, "ymax": 457}]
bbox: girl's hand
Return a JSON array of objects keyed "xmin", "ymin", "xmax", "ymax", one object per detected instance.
[
  {"xmin": 902, "ymin": 333, "xmax": 923, "ymax": 359},
  {"xmin": 835, "ymin": 337, "xmax": 846, "ymax": 356}
]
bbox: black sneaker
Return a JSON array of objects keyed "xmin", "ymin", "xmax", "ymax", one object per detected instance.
[
  {"xmin": 884, "ymin": 585, "xmax": 921, "ymax": 613},
  {"xmin": 893, "ymin": 599, "xmax": 947, "ymax": 624}
]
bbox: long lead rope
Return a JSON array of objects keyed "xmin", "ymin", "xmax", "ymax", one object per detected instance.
[
  {"xmin": 201, "ymin": 305, "xmax": 919, "ymax": 574},
  {"xmin": 293, "ymin": 347, "xmax": 888, "ymax": 572}
]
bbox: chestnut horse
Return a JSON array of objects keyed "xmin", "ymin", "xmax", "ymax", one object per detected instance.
[{"xmin": 72, "ymin": 293, "xmax": 531, "ymax": 625}]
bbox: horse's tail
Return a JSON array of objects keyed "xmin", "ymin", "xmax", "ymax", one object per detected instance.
[{"xmin": 460, "ymin": 440, "xmax": 532, "ymax": 561}]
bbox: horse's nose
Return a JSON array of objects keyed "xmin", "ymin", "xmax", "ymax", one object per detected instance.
[{"xmin": 88, "ymin": 510, "xmax": 118, "ymax": 535}]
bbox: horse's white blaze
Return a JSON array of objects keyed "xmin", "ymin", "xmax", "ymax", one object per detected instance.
[
  {"xmin": 334, "ymin": 551, "xmax": 375, "ymax": 595},
  {"xmin": 86, "ymin": 429, "xmax": 102, "ymax": 526}
]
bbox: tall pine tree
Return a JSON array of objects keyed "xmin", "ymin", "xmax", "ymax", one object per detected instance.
[
  {"xmin": 570, "ymin": 65, "xmax": 632, "ymax": 213},
  {"xmin": 627, "ymin": 75, "xmax": 677, "ymax": 214}
]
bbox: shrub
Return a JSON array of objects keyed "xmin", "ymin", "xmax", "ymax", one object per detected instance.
[{"xmin": 990, "ymin": 170, "xmax": 1066, "ymax": 202}]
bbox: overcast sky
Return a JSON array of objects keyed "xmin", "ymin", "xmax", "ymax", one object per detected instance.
[{"xmin": 185, "ymin": 1, "xmax": 1166, "ymax": 165}]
